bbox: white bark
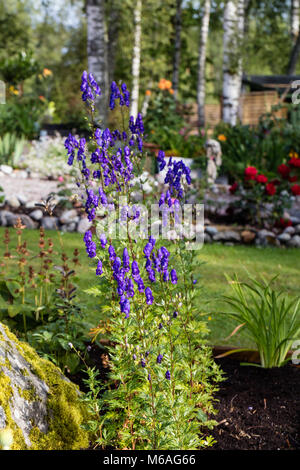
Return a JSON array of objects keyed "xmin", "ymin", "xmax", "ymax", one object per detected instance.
[
  {"xmin": 130, "ymin": 0, "xmax": 142, "ymax": 120},
  {"xmin": 292, "ymin": 0, "xmax": 300, "ymax": 42},
  {"xmin": 197, "ymin": 0, "xmax": 211, "ymax": 128},
  {"xmin": 172, "ymin": 0, "xmax": 182, "ymax": 100},
  {"xmin": 87, "ymin": 0, "xmax": 108, "ymax": 125},
  {"xmin": 222, "ymin": 0, "xmax": 244, "ymax": 126}
]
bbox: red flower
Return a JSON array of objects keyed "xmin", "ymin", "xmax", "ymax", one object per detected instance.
[
  {"xmin": 289, "ymin": 157, "xmax": 300, "ymax": 168},
  {"xmin": 266, "ymin": 183, "xmax": 276, "ymax": 196},
  {"xmin": 277, "ymin": 218, "xmax": 292, "ymax": 228},
  {"xmin": 278, "ymin": 163, "xmax": 290, "ymax": 179},
  {"xmin": 244, "ymin": 166, "xmax": 258, "ymax": 181},
  {"xmin": 291, "ymin": 184, "xmax": 300, "ymax": 196},
  {"xmin": 229, "ymin": 182, "xmax": 238, "ymax": 194},
  {"xmin": 289, "ymin": 175, "xmax": 298, "ymax": 183},
  {"xmin": 256, "ymin": 174, "xmax": 268, "ymax": 184}
]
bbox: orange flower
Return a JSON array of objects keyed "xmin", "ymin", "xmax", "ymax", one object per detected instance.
[
  {"xmin": 217, "ymin": 134, "xmax": 227, "ymax": 142},
  {"xmin": 158, "ymin": 78, "xmax": 172, "ymax": 90},
  {"xmin": 145, "ymin": 89, "xmax": 151, "ymax": 96},
  {"xmin": 43, "ymin": 68, "xmax": 52, "ymax": 77},
  {"xmin": 39, "ymin": 95, "xmax": 46, "ymax": 102},
  {"xmin": 169, "ymin": 88, "xmax": 174, "ymax": 95}
]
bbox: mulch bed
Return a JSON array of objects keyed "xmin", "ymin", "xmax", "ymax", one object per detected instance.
[
  {"xmin": 209, "ymin": 357, "xmax": 300, "ymax": 450},
  {"xmin": 67, "ymin": 344, "xmax": 300, "ymax": 451}
]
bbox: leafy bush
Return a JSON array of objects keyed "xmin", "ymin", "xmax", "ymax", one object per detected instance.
[
  {"xmin": 228, "ymin": 163, "xmax": 300, "ymax": 227},
  {"xmin": 223, "ymin": 276, "xmax": 300, "ymax": 368},
  {"xmin": 214, "ymin": 105, "xmax": 300, "ymax": 180}
]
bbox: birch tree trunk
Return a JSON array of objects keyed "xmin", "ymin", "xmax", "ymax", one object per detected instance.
[
  {"xmin": 87, "ymin": 0, "xmax": 108, "ymax": 125},
  {"xmin": 291, "ymin": 0, "xmax": 300, "ymax": 43},
  {"xmin": 222, "ymin": 0, "xmax": 244, "ymax": 126},
  {"xmin": 197, "ymin": 0, "xmax": 211, "ymax": 128},
  {"xmin": 172, "ymin": 0, "xmax": 182, "ymax": 101},
  {"xmin": 130, "ymin": 0, "xmax": 142, "ymax": 120}
]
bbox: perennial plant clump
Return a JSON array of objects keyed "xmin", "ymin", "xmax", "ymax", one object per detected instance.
[{"xmin": 64, "ymin": 73, "xmax": 223, "ymax": 450}]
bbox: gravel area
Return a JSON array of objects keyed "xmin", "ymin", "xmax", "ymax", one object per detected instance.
[{"xmin": 0, "ymin": 174, "xmax": 60, "ymax": 202}]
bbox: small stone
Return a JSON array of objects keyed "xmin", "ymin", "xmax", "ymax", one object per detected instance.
[
  {"xmin": 30, "ymin": 209, "xmax": 44, "ymax": 221},
  {"xmin": 205, "ymin": 226, "xmax": 218, "ymax": 236},
  {"xmin": 6, "ymin": 196, "xmax": 20, "ymax": 209},
  {"xmin": 204, "ymin": 233, "xmax": 212, "ymax": 243},
  {"xmin": 277, "ymin": 233, "xmax": 291, "ymax": 243},
  {"xmin": 290, "ymin": 216, "xmax": 300, "ymax": 225},
  {"xmin": 287, "ymin": 235, "xmax": 300, "ymax": 248},
  {"xmin": 60, "ymin": 223, "xmax": 77, "ymax": 232},
  {"xmin": 25, "ymin": 201, "xmax": 39, "ymax": 210},
  {"xmin": 41, "ymin": 217, "xmax": 58, "ymax": 231},
  {"xmin": 3, "ymin": 213, "xmax": 37, "ymax": 229},
  {"xmin": 59, "ymin": 209, "xmax": 79, "ymax": 225},
  {"xmin": 77, "ymin": 217, "xmax": 92, "ymax": 234},
  {"xmin": 295, "ymin": 224, "xmax": 300, "ymax": 234},
  {"xmin": 0, "ymin": 210, "xmax": 14, "ymax": 226},
  {"xmin": 213, "ymin": 230, "xmax": 241, "ymax": 242},
  {"xmin": 17, "ymin": 194, "xmax": 27, "ymax": 206},
  {"xmin": 283, "ymin": 226, "xmax": 295, "ymax": 235},
  {"xmin": 257, "ymin": 229, "xmax": 276, "ymax": 240},
  {"xmin": 241, "ymin": 230, "xmax": 256, "ymax": 244},
  {"xmin": 0, "ymin": 164, "xmax": 13, "ymax": 175}
]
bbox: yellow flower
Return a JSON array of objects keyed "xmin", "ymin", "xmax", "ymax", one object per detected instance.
[
  {"xmin": 217, "ymin": 134, "xmax": 227, "ymax": 142},
  {"xmin": 9, "ymin": 86, "xmax": 19, "ymax": 95},
  {"xmin": 208, "ymin": 316, "xmax": 212, "ymax": 321},
  {"xmin": 289, "ymin": 150, "xmax": 298, "ymax": 159}
]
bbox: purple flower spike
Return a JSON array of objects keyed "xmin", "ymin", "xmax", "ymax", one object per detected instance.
[
  {"xmin": 165, "ymin": 370, "xmax": 171, "ymax": 380},
  {"xmin": 157, "ymin": 354, "xmax": 163, "ymax": 364}
]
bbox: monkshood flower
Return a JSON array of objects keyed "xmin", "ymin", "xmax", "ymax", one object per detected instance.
[
  {"xmin": 109, "ymin": 81, "xmax": 130, "ymax": 110},
  {"xmin": 170, "ymin": 269, "xmax": 178, "ymax": 285},
  {"xmin": 165, "ymin": 370, "xmax": 171, "ymax": 380},
  {"xmin": 108, "ymin": 245, "xmax": 116, "ymax": 262},
  {"xmin": 131, "ymin": 260, "xmax": 140, "ymax": 279},
  {"xmin": 157, "ymin": 354, "xmax": 163, "ymax": 364},
  {"xmin": 99, "ymin": 233, "xmax": 107, "ymax": 249},
  {"xmin": 65, "ymin": 133, "xmax": 78, "ymax": 166},
  {"xmin": 157, "ymin": 150, "xmax": 166, "ymax": 171},
  {"xmin": 141, "ymin": 358, "xmax": 146, "ymax": 368},
  {"xmin": 145, "ymin": 287, "xmax": 154, "ymax": 305},
  {"xmin": 120, "ymin": 295, "xmax": 130, "ymax": 318},
  {"xmin": 173, "ymin": 311, "xmax": 178, "ymax": 318},
  {"xmin": 122, "ymin": 248, "xmax": 130, "ymax": 272},
  {"xmin": 96, "ymin": 260, "xmax": 103, "ymax": 276},
  {"xmin": 81, "ymin": 70, "xmax": 101, "ymax": 102},
  {"xmin": 83, "ymin": 230, "xmax": 97, "ymax": 258}
]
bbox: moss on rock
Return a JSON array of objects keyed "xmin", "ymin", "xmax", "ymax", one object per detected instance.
[{"xmin": 0, "ymin": 322, "xmax": 89, "ymax": 450}]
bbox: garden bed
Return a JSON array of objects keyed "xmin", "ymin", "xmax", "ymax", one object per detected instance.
[
  {"xmin": 208, "ymin": 357, "xmax": 300, "ymax": 450},
  {"xmin": 67, "ymin": 343, "xmax": 300, "ymax": 451}
]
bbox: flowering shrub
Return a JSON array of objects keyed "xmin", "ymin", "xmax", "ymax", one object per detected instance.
[
  {"xmin": 64, "ymin": 73, "xmax": 223, "ymax": 450},
  {"xmin": 229, "ymin": 158, "xmax": 300, "ymax": 227}
]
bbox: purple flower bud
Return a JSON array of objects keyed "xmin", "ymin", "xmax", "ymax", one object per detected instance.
[
  {"xmin": 145, "ymin": 287, "xmax": 153, "ymax": 305},
  {"xmin": 96, "ymin": 260, "xmax": 103, "ymax": 276},
  {"xmin": 157, "ymin": 354, "xmax": 163, "ymax": 364},
  {"xmin": 165, "ymin": 370, "xmax": 171, "ymax": 380},
  {"xmin": 170, "ymin": 269, "xmax": 178, "ymax": 285},
  {"xmin": 173, "ymin": 311, "xmax": 178, "ymax": 318}
]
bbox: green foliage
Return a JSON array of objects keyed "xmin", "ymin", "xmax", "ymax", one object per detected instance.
[
  {"xmin": 214, "ymin": 108, "xmax": 300, "ymax": 181},
  {"xmin": 0, "ymin": 51, "xmax": 39, "ymax": 86},
  {"xmin": 0, "ymin": 97, "xmax": 46, "ymax": 139},
  {"xmin": 0, "ymin": 133, "xmax": 25, "ymax": 167},
  {"xmin": 0, "ymin": 225, "xmax": 87, "ymax": 374},
  {"xmin": 223, "ymin": 276, "xmax": 300, "ymax": 368}
]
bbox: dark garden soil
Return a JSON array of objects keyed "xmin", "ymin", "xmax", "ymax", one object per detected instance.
[
  {"xmin": 208, "ymin": 357, "xmax": 300, "ymax": 451},
  {"xmin": 67, "ymin": 344, "xmax": 300, "ymax": 451}
]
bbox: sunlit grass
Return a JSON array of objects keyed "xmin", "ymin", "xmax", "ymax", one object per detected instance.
[{"xmin": 1, "ymin": 227, "xmax": 299, "ymax": 348}]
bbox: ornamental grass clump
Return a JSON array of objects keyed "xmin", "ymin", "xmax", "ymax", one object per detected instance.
[
  {"xmin": 223, "ymin": 276, "xmax": 300, "ymax": 368},
  {"xmin": 64, "ymin": 73, "xmax": 223, "ymax": 450}
]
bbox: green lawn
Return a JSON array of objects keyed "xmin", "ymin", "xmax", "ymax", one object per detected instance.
[{"xmin": 1, "ymin": 227, "xmax": 299, "ymax": 348}]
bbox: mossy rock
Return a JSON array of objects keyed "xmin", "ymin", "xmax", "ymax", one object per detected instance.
[{"xmin": 0, "ymin": 322, "xmax": 89, "ymax": 450}]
